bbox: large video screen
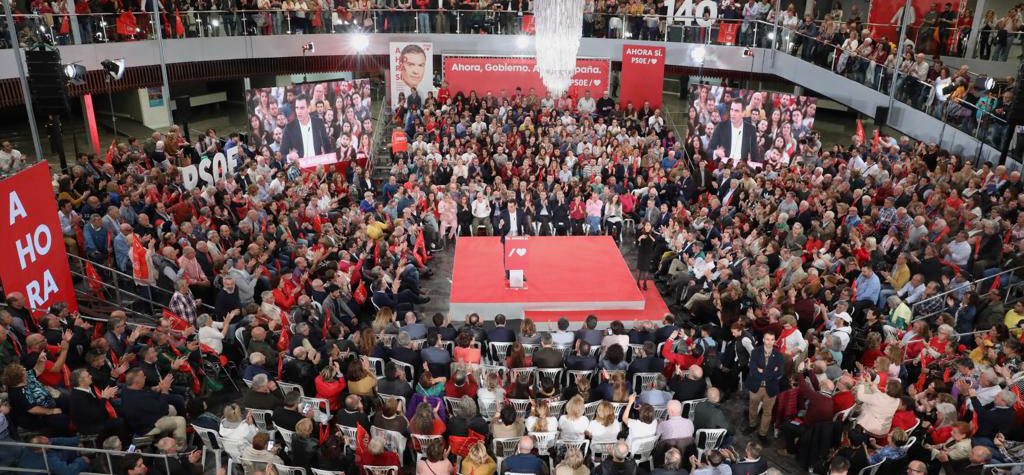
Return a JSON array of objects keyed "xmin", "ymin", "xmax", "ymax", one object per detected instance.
[
  {"xmin": 245, "ymin": 79, "xmax": 373, "ymax": 169},
  {"xmin": 688, "ymin": 84, "xmax": 818, "ymax": 168}
]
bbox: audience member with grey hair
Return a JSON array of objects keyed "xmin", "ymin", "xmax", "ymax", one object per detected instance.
[
  {"xmin": 242, "ymin": 373, "xmax": 283, "ymax": 410},
  {"xmin": 500, "ymin": 435, "xmax": 548, "ymax": 475}
]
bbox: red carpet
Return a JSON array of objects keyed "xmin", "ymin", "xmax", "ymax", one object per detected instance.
[
  {"xmin": 449, "ymin": 236, "xmax": 668, "ymax": 321},
  {"xmin": 523, "ymin": 281, "xmax": 671, "ymax": 323}
]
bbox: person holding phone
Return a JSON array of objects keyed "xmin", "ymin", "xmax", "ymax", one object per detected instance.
[{"xmin": 150, "ymin": 436, "xmax": 203, "ymax": 475}]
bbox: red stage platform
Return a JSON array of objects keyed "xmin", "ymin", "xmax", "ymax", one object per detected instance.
[{"xmin": 449, "ymin": 236, "xmax": 669, "ymax": 321}]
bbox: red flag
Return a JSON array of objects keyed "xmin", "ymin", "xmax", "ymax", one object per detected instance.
[
  {"xmin": 855, "ymin": 119, "xmax": 866, "ymax": 145},
  {"xmin": 322, "ymin": 302, "xmax": 331, "ymax": 337},
  {"xmin": 353, "ymin": 280, "xmax": 368, "ymax": 305},
  {"xmin": 276, "ymin": 326, "xmax": 291, "ymax": 352},
  {"xmin": 59, "ymin": 16, "xmax": 70, "ymax": 35},
  {"xmin": 84, "ymin": 261, "xmax": 103, "ymax": 294},
  {"xmin": 174, "ymin": 10, "xmax": 184, "ymax": 37},
  {"xmin": 355, "ymin": 423, "xmax": 371, "ymax": 462},
  {"xmin": 104, "ymin": 139, "xmax": 117, "ymax": 164},
  {"xmin": 162, "ymin": 309, "xmax": 190, "ymax": 332},
  {"xmin": 870, "ymin": 129, "xmax": 881, "ymax": 154}
]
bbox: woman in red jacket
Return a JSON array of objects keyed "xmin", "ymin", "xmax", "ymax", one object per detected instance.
[{"xmin": 314, "ymin": 360, "xmax": 346, "ymax": 410}]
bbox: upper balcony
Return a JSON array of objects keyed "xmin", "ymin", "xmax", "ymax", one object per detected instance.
[{"xmin": 0, "ymin": 9, "xmax": 1019, "ymax": 164}]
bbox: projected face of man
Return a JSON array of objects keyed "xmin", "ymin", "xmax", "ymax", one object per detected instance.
[
  {"xmin": 295, "ymin": 97, "xmax": 310, "ymax": 126},
  {"xmin": 401, "ymin": 51, "xmax": 427, "ymax": 89},
  {"xmin": 730, "ymin": 101, "xmax": 744, "ymax": 129}
]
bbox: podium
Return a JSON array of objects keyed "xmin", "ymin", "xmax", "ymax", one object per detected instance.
[{"xmin": 504, "ymin": 236, "xmax": 529, "ymax": 289}]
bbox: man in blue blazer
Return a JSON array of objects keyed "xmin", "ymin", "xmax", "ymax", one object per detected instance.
[{"xmin": 744, "ymin": 332, "xmax": 784, "ymax": 442}]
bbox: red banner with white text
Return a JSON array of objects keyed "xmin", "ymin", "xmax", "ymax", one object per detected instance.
[
  {"xmin": 443, "ymin": 56, "xmax": 610, "ymax": 99},
  {"xmin": 0, "ymin": 162, "xmax": 77, "ymax": 315},
  {"xmin": 619, "ymin": 45, "xmax": 666, "ymax": 110}
]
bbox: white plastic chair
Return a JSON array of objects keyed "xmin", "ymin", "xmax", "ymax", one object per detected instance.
[
  {"xmin": 274, "ymin": 463, "xmax": 308, "ymax": 475},
  {"xmin": 547, "ymin": 400, "xmax": 567, "ymax": 418},
  {"xmin": 477, "ymin": 364, "xmax": 509, "ymax": 385},
  {"xmin": 531, "ymin": 431, "xmax": 558, "ymax": 455},
  {"xmin": 311, "ymin": 469, "xmax": 342, "ymax": 475},
  {"xmin": 857, "ymin": 458, "xmax": 886, "ymax": 475},
  {"xmin": 681, "ymin": 398, "xmax": 707, "ymax": 420},
  {"xmin": 362, "ymin": 355, "xmax": 386, "ymax": 378},
  {"xmin": 630, "ymin": 435, "xmax": 658, "ymax": 470},
  {"xmin": 239, "ymin": 457, "xmax": 269, "ymax": 475},
  {"xmin": 337, "ymin": 425, "xmax": 358, "ymax": 449},
  {"xmin": 242, "ymin": 378, "xmax": 254, "ymax": 388},
  {"xmin": 301, "ymin": 396, "xmax": 331, "ymax": 424},
  {"xmin": 508, "ymin": 398, "xmax": 533, "ymax": 419},
  {"xmin": 521, "ymin": 344, "xmax": 538, "ymax": 356},
  {"xmin": 536, "ymin": 368, "xmax": 564, "ymax": 388},
  {"xmin": 278, "ymin": 381, "xmax": 305, "ymax": 399},
  {"xmin": 392, "ymin": 360, "xmax": 416, "ymax": 384},
  {"xmin": 565, "ymin": 370, "xmax": 594, "ymax": 387},
  {"xmin": 493, "ymin": 437, "xmax": 521, "ymax": 473},
  {"xmin": 192, "ymin": 424, "xmax": 225, "ymax": 471},
  {"xmin": 412, "ymin": 434, "xmax": 442, "ymax": 462},
  {"xmin": 445, "ymin": 396, "xmax": 478, "ymax": 416},
  {"xmin": 583, "ymin": 401, "xmax": 601, "ymax": 419},
  {"xmin": 488, "ymin": 342, "xmax": 514, "ymax": 363},
  {"xmin": 509, "ymin": 366, "xmax": 536, "ymax": 384},
  {"xmin": 371, "ymin": 426, "xmax": 407, "ymax": 457},
  {"xmin": 363, "ymin": 466, "xmax": 399, "ymax": 475},
  {"xmin": 247, "ymin": 408, "xmax": 277, "ymax": 438},
  {"xmin": 608, "ymin": 402, "xmax": 630, "ymax": 419},
  {"xmin": 632, "ymin": 372, "xmax": 661, "ymax": 392},
  {"xmin": 591, "ymin": 441, "xmax": 615, "ymax": 461},
  {"xmin": 651, "ymin": 405, "xmax": 668, "ymax": 421},
  {"xmin": 378, "ymin": 393, "xmax": 407, "ymax": 414},
  {"xmin": 695, "ymin": 428, "xmax": 728, "ymax": 460},
  {"xmin": 277, "ymin": 426, "xmax": 295, "ymax": 450},
  {"xmin": 479, "ymin": 398, "xmax": 499, "ymax": 419}
]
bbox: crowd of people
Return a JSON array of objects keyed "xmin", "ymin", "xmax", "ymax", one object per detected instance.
[{"xmin": 1, "ymin": 62, "xmax": 1024, "ymax": 475}]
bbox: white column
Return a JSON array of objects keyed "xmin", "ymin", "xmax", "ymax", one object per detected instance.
[{"xmin": 965, "ymin": 0, "xmax": 987, "ymax": 58}]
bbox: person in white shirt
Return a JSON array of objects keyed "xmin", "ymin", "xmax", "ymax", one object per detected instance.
[
  {"xmin": 896, "ymin": 274, "xmax": 927, "ymax": 304},
  {"xmin": 647, "ymin": 109, "xmax": 665, "ymax": 135},
  {"xmin": 577, "ymin": 90, "xmax": 597, "ymax": 116},
  {"xmin": 557, "ymin": 396, "xmax": 590, "ymax": 440},
  {"xmin": 470, "ymin": 194, "xmax": 492, "ymax": 236},
  {"xmin": 197, "ymin": 311, "xmax": 236, "ymax": 354},
  {"xmin": 586, "ymin": 401, "xmax": 622, "ymax": 444},
  {"xmin": 943, "ymin": 231, "xmax": 972, "ymax": 269},
  {"xmin": 0, "ymin": 141, "xmax": 23, "ymax": 173},
  {"xmin": 622, "ymin": 394, "xmax": 658, "ymax": 450}
]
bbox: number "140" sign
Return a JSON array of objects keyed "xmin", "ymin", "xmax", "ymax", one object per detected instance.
[{"xmin": 665, "ymin": 0, "xmax": 719, "ymax": 26}]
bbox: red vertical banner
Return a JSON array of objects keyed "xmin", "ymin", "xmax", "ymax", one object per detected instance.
[
  {"xmin": 717, "ymin": 22, "xmax": 739, "ymax": 45},
  {"xmin": 619, "ymin": 45, "xmax": 665, "ymax": 110},
  {"xmin": 83, "ymin": 94, "xmax": 100, "ymax": 156},
  {"xmin": 0, "ymin": 163, "xmax": 78, "ymax": 315}
]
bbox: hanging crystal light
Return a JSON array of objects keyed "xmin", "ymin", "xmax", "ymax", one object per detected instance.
[{"xmin": 533, "ymin": 0, "xmax": 584, "ymax": 98}]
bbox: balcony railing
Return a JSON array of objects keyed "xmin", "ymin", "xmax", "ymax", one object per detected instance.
[{"xmin": 3, "ymin": 10, "xmax": 1019, "ymax": 162}]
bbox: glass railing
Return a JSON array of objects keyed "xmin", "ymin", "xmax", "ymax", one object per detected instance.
[
  {"xmin": 769, "ymin": 20, "xmax": 1019, "ymax": 161},
  {"xmin": 3, "ymin": 10, "xmax": 1015, "ymax": 160}
]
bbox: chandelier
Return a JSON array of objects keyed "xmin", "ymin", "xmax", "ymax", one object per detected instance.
[{"xmin": 533, "ymin": 0, "xmax": 584, "ymax": 98}]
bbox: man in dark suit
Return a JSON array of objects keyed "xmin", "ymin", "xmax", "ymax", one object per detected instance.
[
  {"xmin": 69, "ymin": 368, "xmax": 127, "ymax": 443},
  {"xmin": 280, "ymin": 94, "xmax": 332, "ymax": 160},
  {"xmin": 371, "ymin": 278, "xmax": 428, "ymax": 313},
  {"xmin": 120, "ymin": 368, "xmax": 187, "ymax": 449},
  {"xmin": 501, "ymin": 436, "xmax": 549, "ymax": 475},
  {"xmin": 486, "ymin": 314, "xmax": 515, "ymax": 343},
  {"xmin": 707, "ymin": 98, "xmax": 761, "ymax": 167},
  {"xmin": 498, "ymin": 201, "xmax": 529, "ymax": 237},
  {"xmin": 532, "ymin": 333, "xmax": 564, "ymax": 369},
  {"xmin": 744, "ymin": 332, "xmax": 784, "ymax": 442},
  {"xmin": 627, "ymin": 341, "xmax": 664, "ymax": 377}
]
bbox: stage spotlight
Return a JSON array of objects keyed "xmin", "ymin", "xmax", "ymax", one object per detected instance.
[
  {"xmin": 690, "ymin": 46, "xmax": 706, "ymax": 62},
  {"xmin": 63, "ymin": 63, "xmax": 87, "ymax": 85},
  {"xmin": 211, "ymin": 18, "xmax": 220, "ymax": 27},
  {"xmin": 302, "ymin": 42, "xmax": 315, "ymax": 53},
  {"xmin": 101, "ymin": 58, "xmax": 125, "ymax": 81},
  {"xmin": 975, "ymin": 75, "xmax": 996, "ymax": 92},
  {"xmin": 515, "ymin": 35, "xmax": 529, "ymax": 49},
  {"xmin": 766, "ymin": 32, "xmax": 775, "ymax": 41},
  {"xmin": 351, "ymin": 34, "xmax": 369, "ymax": 52}
]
